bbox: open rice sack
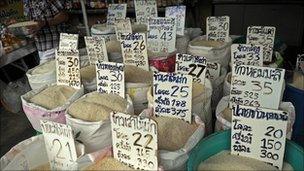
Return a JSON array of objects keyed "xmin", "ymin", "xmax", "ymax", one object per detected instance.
[
  {"xmin": 147, "ymin": 80, "xmax": 213, "ymax": 134},
  {"xmin": 21, "ymin": 84, "xmax": 84, "ymax": 132},
  {"xmin": 215, "ymin": 96, "xmax": 296, "ymax": 139},
  {"xmin": 139, "ymin": 108, "xmax": 205, "ymax": 170},
  {"xmin": 106, "ymin": 40, "xmax": 123, "ymax": 63},
  {"xmin": 148, "ymin": 50, "xmax": 177, "ymax": 72},
  {"xmin": 80, "ymin": 65, "xmax": 97, "ymax": 93},
  {"xmin": 66, "ymin": 92, "xmax": 134, "ymax": 153}
]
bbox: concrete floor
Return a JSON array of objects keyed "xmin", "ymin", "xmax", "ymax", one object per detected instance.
[{"xmin": 0, "ymin": 107, "xmax": 35, "ymax": 157}]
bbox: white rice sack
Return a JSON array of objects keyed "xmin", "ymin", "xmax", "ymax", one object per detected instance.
[
  {"xmin": 210, "ymin": 67, "xmax": 227, "ymax": 111},
  {"xmin": 66, "ymin": 92, "xmax": 134, "ymax": 153},
  {"xmin": 223, "ymin": 72, "xmax": 232, "ymax": 97},
  {"xmin": 215, "ymin": 96, "xmax": 296, "ymax": 139},
  {"xmin": 80, "ymin": 65, "xmax": 97, "ymax": 93}
]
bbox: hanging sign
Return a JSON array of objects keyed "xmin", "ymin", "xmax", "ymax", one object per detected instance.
[
  {"xmin": 247, "ymin": 26, "xmax": 276, "ymax": 62},
  {"xmin": 134, "ymin": 0, "xmax": 157, "ymax": 25},
  {"xmin": 56, "ymin": 50, "xmax": 81, "ymax": 89},
  {"xmin": 120, "ymin": 33, "xmax": 149, "ymax": 71},
  {"xmin": 165, "ymin": 6, "xmax": 186, "ymax": 36},
  {"xmin": 147, "ymin": 17, "xmax": 176, "ymax": 53},
  {"xmin": 59, "ymin": 33, "xmax": 78, "ymax": 51},
  {"xmin": 229, "ymin": 65, "xmax": 285, "ymax": 110},
  {"xmin": 231, "ymin": 104, "xmax": 288, "ymax": 170},
  {"xmin": 231, "ymin": 44, "xmax": 263, "ymax": 67},
  {"xmin": 84, "ymin": 36, "xmax": 108, "ymax": 65},
  {"xmin": 153, "ymin": 72, "xmax": 192, "ymax": 123},
  {"xmin": 111, "ymin": 112, "xmax": 158, "ymax": 170},
  {"xmin": 107, "ymin": 4, "xmax": 127, "ymax": 26},
  {"xmin": 206, "ymin": 16, "xmax": 230, "ymax": 42},
  {"xmin": 96, "ymin": 61, "xmax": 125, "ymax": 98},
  {"xmin": 206, "ymin": 62, "xmax": 221, "ymax": 81},
  {"xmin": 115, "ymin": 18, "xmax": 132, "ymax": 40}
]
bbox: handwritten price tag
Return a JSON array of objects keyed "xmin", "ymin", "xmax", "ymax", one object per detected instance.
[
  {"xmin": 165, "ymin": 6, "xmax": 186, "ymax": 36},
  {"xmin": 96, "ymin": 61, "xmax": 125, "ymax": 98},
  {"xmin": 107, "ymin": 4, "xmax": 127, "ymax": 26},
  {"xmin": 111, "ymin": 112, "xmax": 158, "ymax": 170},
  {"xmin": 40, "ymin": 120, "xmax": 78, "ymax": 170},
  {"xmin": 231, "ymin": 105, "xmax": 288, "ymax": 170},
  {"xmin": 153, "ymin": 72, "xmax": 192, "ymax": 123},
  {"xmin": 175, "ymin": 53, "xmax": 207, "ymax": 84},
  {"xmin": 134, "ymin": 0, "xmax": 157, "ymax": 25},
  {"xmin": 56, "ymin": 50, "xmax": 81, "ymax": 89},
  {"xmin": 231, "ymin": 44, "xmax": 263, "ymax": 67},
  {"xmin": 247, "ymin": 26, "xmax": 276, "ymax": 62},
  {"xmin": 120, "ymin": 33, "xmax": 149, "ymax": 71},
  {"xmin": 296, "ymin": 54, "xmax": 304, "ymax": 73},
  {"xmin": 115, "ymin": 18, "xmax": 132, "ymax": 40},
  {"xmin": 229, "ymin": 65, "xmax": 285, "ymax": 110},
  {"xmin": 147, "ymin": 17, "xmax": 176, "ymax": 53},
  {"xmin": 206, "ymin": 16, "xmax": 230, "ymax": 42},
  {"xmin": 206, "ymin": 62, "xmax": 221, "ymax": 81},
  {"xmin": 84, "ymin": 36, "xmax": 108, "ymax": 65},
  {"xmin": 59, "ymin": 33, "xmax": 78, "ymax": 51}
]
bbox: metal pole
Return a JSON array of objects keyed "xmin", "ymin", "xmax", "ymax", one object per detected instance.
[{"xmin": 80, "ymin": 0, "xmax": 90, "ymax": 36}]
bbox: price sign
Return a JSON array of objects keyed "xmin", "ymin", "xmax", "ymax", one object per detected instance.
[
  {"xmin": 229, "ymin": 65, "xmax": 285, "ymax": 110},
  {"xmin": 120, "ymin": 33, "xmax": 149, "ymax": 71},
  {"xmin": 153, "ymin": 72, "xmax": 192, "ymax": 123},
  {"xmin": 111, "ymin": 112, "xmax": 158, "ymax": 170},
  {"xmin": 134, "ymin": 0, "xmax": 157, "ymax": 25},
  {"xmin": 231, "ymin": 105, "xmax": 288, "ymax": 170},
  {"xmin": 165, "ymin": 6, "xmax": 186, "ymax": 36},
  {"xmin": 84, "ymin": 36, "xmax": 108, "ymax": 65},
  {"xmin": 40, "ymin": 120, "xmax": 78, "ymax": 170},
  {"xmin": 206, "ymin": 62, "xmax": 221, "ymax": 81},
  {"xmin": 96, "ymin": 61, "xmax": 125, "ymax": 98},
  {"xmin": 296, "ymin": 54, "xmax": 304, "ymax": 73},
  {"xmin": 56, "ymin": 50, "xmax": 81, "ymax": 89},
  {"xmin": 115, "ymin": 18, "xmax": 132, "ymax": 40},
  {"xmin": 247, "ymin": 26, "xmax": 276, "ymax": 62},
  {"xmin": 206, "ymin": 16, "xmax": 230, "ymax": 42},
  {"xmin": 147, "ymin": 17, "xmax": 176, "ymax": 53},
  {"xmin": 107, "ymin": 4, "xmax": 127, "ymax": 26},
  {"xmin": 175, "ymin": 53, "xmax": 207, "ymax": 84},
  {"xmin": 59, "ymin": 33, "xmax": 78, "ymax": 51},
  {"xmin": 231, "ymin": 44, "xmax": 263, "ymax": 67}
]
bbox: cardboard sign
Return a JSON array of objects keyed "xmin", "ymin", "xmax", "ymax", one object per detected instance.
[
  {"xmin": 231, "ymin": 105, "xmax": 288, "ymax": 170},
  {"xmin": 115, "ymin": 18, "xmax": 132, "ymax": 40},
  {"xmin": 84, "ymin": 36, "xmax": 108, "ymax": 65},
  {"xmin": 153, "ymin": 72, "xmax": 192, "ymax": 123},
  {"xmin": 40, "ymin": 120, "xmax": 78, "ymax": 170},
  {"xmin": 120, "ymin": 33, "xmax": 149, "ymax": 71},
  {"xmin": 165, "ymin": 6, "xmax": 186, "ymax": 36},
  {"xmin": 56, "ymin": 50, "xmax": 81, "ymax": 89},
  {"xmin": 206, "ymin": 62, "xmax": 221, "ymax": 81},
  {"xmin": 230, "ymin": 65, "xmax": 285, "ymax": 110},
  {"xmin": 107, "ymin": 4, "xmax": 127, "ymax": 26},
  {"xmin": 247, "ymin": 26, "xmax": 276, "ymax": 62},
  {"xmin": 59, "ymin": 33, "xmax": 78, "ymax": 51},
  {"xmin": 147, "ymin": 17, "xmax": 176, "ymax": 53},
  {"xmin": 134, "ymin": 0, "xmax": 158, "ymax": 25},
  {"xmin": 111, "ymin": 112, "xmax": 158, "ymax": 170},
  {"xmin": 96, "ymin": 61, "xmax": 125, "ymax": 98},
  {"xmin": 175, "ymin": 53, "xmax": 207, "ymax": 84},
  {"xmin": 231, "ymin": 44, "xmax": 263, "ymax": 67},
  {"xmin": 206, "ymin": 16, "xmax": 230, "ymax": 42},
  {"xmin": 296, "ymin": 54, "xmax": 304, "ymax": 73}
]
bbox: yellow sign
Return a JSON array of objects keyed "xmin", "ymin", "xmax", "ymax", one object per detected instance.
[{"xmin": 0, "ymin": 0, "xmax": 24, "ymax": 22}]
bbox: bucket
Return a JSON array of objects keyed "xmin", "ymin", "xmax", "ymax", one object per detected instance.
[
  {"xmin": 187, "ymin": 130, "xmax": 304, "ymax": 171},
  {"xmin": 148, "ymin": 50, "xmax": 177, "ymax": 72}
]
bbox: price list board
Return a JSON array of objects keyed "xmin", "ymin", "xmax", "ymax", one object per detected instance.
[
  {"xmin": 231, "ymin": 105, "xmax": 288, "ymax": 170},
  {"xmin": 111, "ymin": 112, "xmax": 158, "ymax": 170},
  {"xmin": 206, "ymin": 16, "xmax": 230, "ymax": 42},
  {"xmin": 134, "ymin": 0, "xmax": 157, "ymax": 25},
  {"xmin": 59, "ymin": 33, "xmax": 78, "ymax": 51},
  {"xmin": 165, "ymin": 6, "xmax": 186, "ymax": 36},
  {"xmin": 231, "ymin": 44, "xmax": 263, "ymax": 67},
  {"xmin": 84, "ymin": 36, "xmax": 108, "ymax": 65},
  {"xmin": 107, "ymin": 4, "xmax": 127, "ymax": 26}
]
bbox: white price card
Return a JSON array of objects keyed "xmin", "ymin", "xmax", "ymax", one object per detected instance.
[
  {"xmin": 231, "ymin": 105, "xmax": 288, "ymax": 170},
  {"xmin": 231, "ymin": 44, "xmax": 263, "ymax": 67},
  {"xmin": 153, "ymin": 72, "xmax": 192, "ymax": 123},
  {"xmin": 84, "ymin": 36, "xmax": 108, "ymax": 65},
  {"xmin": 115, "ymin": 18, "xmax": 132, "ymax": 40},
  {"xmin": 247, "ymin": 26, "xmax": 276, "ymax": 62},
  {"xmin": 229, "ymin": 65, "xmax": 285, "ymax": 110},
  {"xmin": 134, "ymin": 0, "xmax": 157, "ymax": 25},
  {"xmin": 120, "ymin": 33, "xmax": 149, "ymax": 71},
  {"xmin": 40, "ymin": 120, "xmax": 78, "ymax": 170},
  {"xmin": 107, "ymin": 4, "xmax": 127, "ymax": 26},
  {"xmin": 296, "ymin": 54, "xmax": 304, "ymax": 73},
  {"xmin": 206, "ymin": 62, "xmax": 221, "ymax": 81},
  {"xmin": 56, "ymin": 50, "xmax": 81, "ymax": 89},
  {"xmin": 96, "ymin": 61, "xmax": 125, "ymax": 98},
  {"xmin": 175, "ymin": 53, "xmax": 207, "ymax": 84},
  {"xmin": 111, "ymin": 112, "xmax": 158, "ymax": 170},
  {"xmin": 59, "ymin": 33, "xmax": 78, "ymax": 51},
  {"xmin": 165, "ymin": 6, "xmax": 186, "ymax": 36},
  {"xmin": 206, "ymin": 16, "xmax": 230, "ymax": 42},
  {"xmin": 147, "ymin": 17, "xmax": 176, "ymax": 53}
]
